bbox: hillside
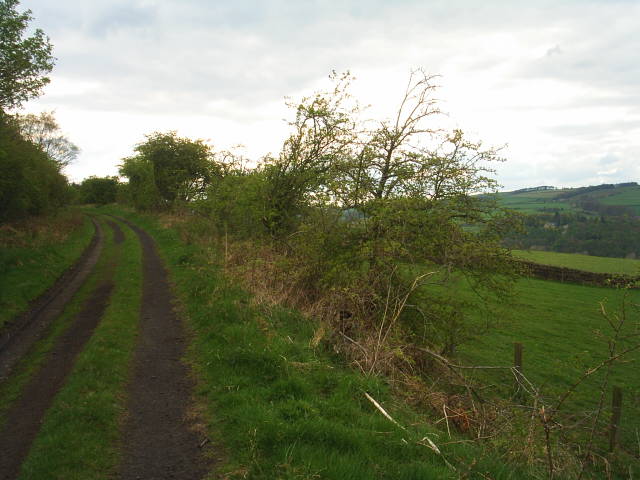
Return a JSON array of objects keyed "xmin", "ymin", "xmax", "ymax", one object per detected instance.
[
  {"xmin": 496, "ymin": 182, "xmax": 640, "ymax": 258},
  {"xmin": 495, "ymin": 182, "xmax": 640, "ymax": 215}
]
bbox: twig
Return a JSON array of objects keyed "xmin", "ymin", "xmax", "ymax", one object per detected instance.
[
  {"xmin": 443, "ymin": 404, "xmax": 452, "ymax": 438},
  {"xmin": 418, "ymin": 347, "xmax": 512, "ymax": 370},
  {"xmin": 339, "ymin": 332, "xmax": 369, "ymax": 359},
  {"xmin": 552, "ymin": 342, "xmax": 640, "ymax": 415},
  {"xmin": 364, "ymin": 392, "xmax": 456, "ymax": 472},
  {"xmin": 364, "ymin": 392, "xmax": 406, "ymax": 431}
]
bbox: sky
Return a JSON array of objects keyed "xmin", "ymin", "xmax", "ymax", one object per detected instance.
[{"xmin": 18, "ymin": 0, "xmax": 640, "ymax": 190}]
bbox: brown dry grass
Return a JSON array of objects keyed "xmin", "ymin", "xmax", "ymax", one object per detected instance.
[
  {"xmin": 173, "ymin": 222, "xmax": 490, "ymax": 428},
  {"xmin": 0, "ymin": 209, "xmax": 84, "ymax": 248}
]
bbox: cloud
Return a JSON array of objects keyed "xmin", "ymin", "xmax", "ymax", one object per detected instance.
[
  {"xmin": 88, "ymin": 4, "xmax": 157, "ymax": 37},
  {"xmin": 545, "ymin": 45, "xmax": 562, "ymax": 57},
  {"xmin": 599, "ymin": 154, "xmax": 620, "ymax": 166},
  {"xmin": 19, "ymin": 0, "xmax": 640, "ymax": 188}
]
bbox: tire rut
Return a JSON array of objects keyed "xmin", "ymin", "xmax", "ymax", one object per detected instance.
[
  {"xmin": 0, "ymin": 219, "xmax": 119, "ymax": 480},
  {"xmin": 0, "ymin": 217, "xmax": 103, "ymax": 380},
  {"xmin": 118, "ymin": 219, "xmax": 207, "ymax": 480}
]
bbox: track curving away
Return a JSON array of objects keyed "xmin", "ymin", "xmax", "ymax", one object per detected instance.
[
  {"xmin": 0, "ymin": 219, "xmax": 118, "ymax": 480},
  {"xmin": 0, "ymin": 217, "xmax": 209, "ymax": 480},
  {"xmin": 0, "ymin": 217, "xmax": 103, "ymax": 381}
]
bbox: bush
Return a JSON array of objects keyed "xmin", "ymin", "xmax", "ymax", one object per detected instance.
[{"xmin": 78, "ymin": 176, "xmax": 118, "ymax": 205}]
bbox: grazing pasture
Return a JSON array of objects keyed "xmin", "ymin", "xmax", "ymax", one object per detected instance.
[
  {"xmin": 456, "ymin": 276, "xmax": 640, "ymax": 457},
  {"xmin": 513, "ymin": 249, "xmax": 640, "ymax": 275}
]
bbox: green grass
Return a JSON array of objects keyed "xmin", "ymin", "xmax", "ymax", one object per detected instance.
[
  {"xmin": 17, "ymin": 216, "xmax": 142, "ymax": 479},
  {"xmin": 495, "ymin": 184, "xmax": 640, "ymax": 215},
  {"xmin": 109, "ymin": 206, "xmax": 537, "ymax": 480},
  {"xmin": 455, "ymin": 277, "xmax": 640, "ymax": 465},
  {"xmin": 0, "ymin": 217, "xmax": 109, "ymax": 428},
  {"xmin": 0, "ymin": 209, "xmax": 95, "ymax": 329},
  {"xmin": 493, "ymin": 192, "xmax": 575, "ymax": 214},
  {"xmin": 599, "ymin": 186, "xmax": 640, "ymax": 214},
  {"xmin": 513, "ymin": 249, "xmax": 640, "ymax": 275}
]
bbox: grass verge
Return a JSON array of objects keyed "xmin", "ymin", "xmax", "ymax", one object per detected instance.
[
  {"xmin": 107, "ymin": 206, "xmax": 535, "ymax": 480},
  {"xmin": 0, "ymin": 209, "xmax": 95, "ymax": 329},
  {"xmin": 16, "ymin": 216, "xmax": 142, "ymax": 479}
]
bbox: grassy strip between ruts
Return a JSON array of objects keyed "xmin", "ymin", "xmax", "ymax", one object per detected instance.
[
  {"xmin": 16, "ymin": 215, "xmax": 142, "ymax": 479},
  {"xmin": 107, "ymin": 206, "xmax": 536, "ymax": 480},
  {"xmin": 0, "ymin": 217, "xmax": 109, "ymax": 429},
  {"xmin": 0, "ymin": 209, "xmax": 95, "ymax": 330}
]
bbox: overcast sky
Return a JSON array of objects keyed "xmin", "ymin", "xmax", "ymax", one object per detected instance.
[{"xmin": 19, "ymin": 0, "xmax": 640, "ymax": 190}]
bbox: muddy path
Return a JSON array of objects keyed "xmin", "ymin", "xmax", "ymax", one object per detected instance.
[
  {"xmin": 0, "ymin": 217, "xmax": 103, "ymax": 380},
  {"xmin": 0, "ymin": 216, "xmax": 208, "ymax": 479},
  {"xmin": 0, "ymin": 219, "xmax": 118, "ymax": 480},
  {"xmin": 118, "ymin": 218, "xmax": 208, "ymax": 480}
]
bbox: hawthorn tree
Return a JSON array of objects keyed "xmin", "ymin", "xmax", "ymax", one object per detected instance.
[
  {"xmin": 263, "ymin": 70, "xmax": 519, "ymax": 356},
  {"xmin": 261, "ymin": 71, "xmax": 358, "ymax": 235},
  {"xmin": 0, "ymin": 0, "xmax": 55, "ymax": 110}
]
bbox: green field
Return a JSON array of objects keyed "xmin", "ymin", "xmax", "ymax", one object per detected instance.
[
  {"xmin": 513, "ymin": 249, "xmax": 640, "ymax": 275},
  {"xmin": 455, "ymin": 276, "xmax": 639, "ymax": 466},
  {"xmin": 495, "ymin": 184, "xmax": 640, "ymax": 215},
  {"xmin": 599, "ymin": 186, "xmax": 640, "ymax": 214},
  {"xmin": 493, "ymin": 191, "xmax": 575, "ymax": 214}
]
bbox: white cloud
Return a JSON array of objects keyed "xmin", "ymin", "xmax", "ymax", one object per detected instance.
[{"xmin": 19, "ymin": 0, "xmax": 640, "ymax": 189}]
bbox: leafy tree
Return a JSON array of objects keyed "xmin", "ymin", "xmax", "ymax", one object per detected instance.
[
  {"xmin": 120, "ymin": 131, "xmax": 217, "ymax": 209},
  {"xmin": 78, "ymin": 176, "xmax": 118, "ymax": 205},
  {"xmin": 0, "ymin": 111, "xmax": 68, "ymax": 221},
  {"xmin": 0, "ymin": 0, "xmax": 55, "ymax": 110},
  {"xmin": 15, "ymin": 111, "xmax": 79, "ymax": 167},
  {"xmin": 118, "ymin": 156, "xmax": 160, "ymax": 211},
  {"xmin": 249, "ymin": 70, "xmax": 518, "ymax": 354}
]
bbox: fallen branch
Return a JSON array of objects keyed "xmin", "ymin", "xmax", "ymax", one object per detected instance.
[
  {"xmin": 364, "ymin": 392, "xmax": 406, "ymax": 431},
  {"xmin": 364, "ymin": 392, "xmax": 456, "ymax": 472}
]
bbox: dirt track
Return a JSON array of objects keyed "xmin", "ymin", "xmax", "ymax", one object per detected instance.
[
  {"xmin": 0, "ymin": 218, "xmax": 103, "ymax": 380},
  {"xmin": 118, "ymin": 219, "xmax": 207, "ymax": 480},
  {"xmin": 0, "ymin": 219, "xmax": 114, "ymax": 479},
  {"xmin": 0, "ymin": 216, "xmax": 208, "ymax": 479}
]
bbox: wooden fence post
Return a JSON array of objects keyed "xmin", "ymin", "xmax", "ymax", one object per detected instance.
[
  {"xmin": 609, "ymin": 386, "xmax": 623, "ymax": 452},
  {"xmin": 514, "ymin": 342, "xmax": 524, "ymax": 400}
]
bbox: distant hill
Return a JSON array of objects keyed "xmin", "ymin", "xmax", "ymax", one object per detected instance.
[
  {"xmin": 496, "ymin": 182, "xmax": 640, "ymax": 258},
  {"xmin": 495, "ymin": 182, "xmax": 640, "ymax": 215}
]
